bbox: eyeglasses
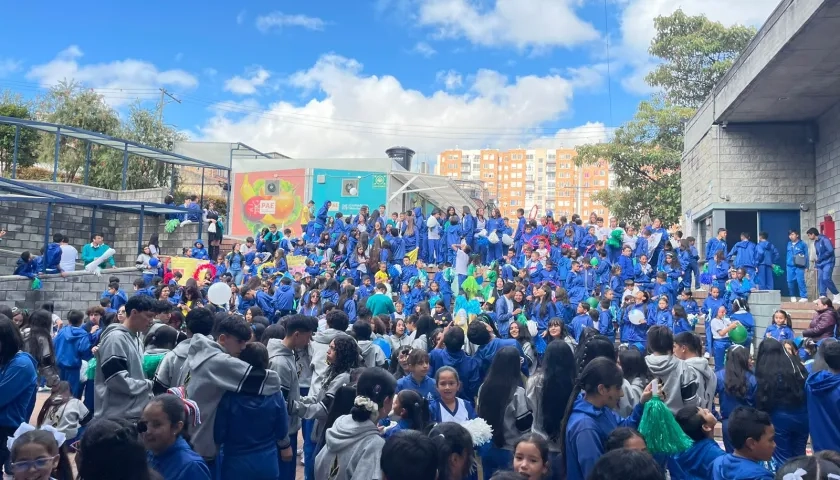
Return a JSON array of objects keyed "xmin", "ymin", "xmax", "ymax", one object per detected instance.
[{"xmin": 11, "ymin": 456, "xmax": 57, "ymax": 472}]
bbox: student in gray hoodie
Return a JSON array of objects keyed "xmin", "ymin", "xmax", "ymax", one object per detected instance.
[
  {"xmin": 644, "ymin": 326, "xmax": 700, "ymax": 414},
  {"xmin": 94, "ymin": 295, "xmax": 162, "ymax": 420},
  {"xmin": 153, "ymin": 308, "xmax": 215, "ymax": 393},
  {"xmin": 674, "ymin": 331, "xmax": 717, "ymax": 410},
  {"xmin": 314, "ymin": 367, "xmax": 397, "ymax": 480},
  {"xmin": 184, "ymin": 313, "xmax": 283, "ymax": 468},
  {"xmin": 353, "ymin": 320, "xmax": 386, "ymax": 368},
  {"xmin": 267, "ymin": 315, "xmax": 317, "ymax": 478},
  {"xmin": 308, "ymin": 310, "xmax": 352, "ymax": 398}
]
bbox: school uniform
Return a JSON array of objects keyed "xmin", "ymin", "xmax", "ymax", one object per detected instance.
[
  {"xmin": 763, "ymin": 324, "xmax": 794, "ymax": 342},
  {"xmin": 478, "ymin": 386, "xmax": 533, "ymax": 480},
  {"xmin": 147, "ymin": 437, "xmax": 211, "ymax": 480},
  {"xmin": 564, "ymin": 395, "xmax": 644, "ymax": 480},
  {"xmin": 715, "ymin": 369, "xmax": 756, "ymax": 452},
  {"xmin": 396, "ymin": 374, "xmax": 438, "ymax": 403},
  {"xmin": 569, "ymin": 313, "xmax": 593, "ymax": 343},
  {"xmin": 429, "ymin": 397, "xmax": 478, "ymax": 423},
  {"xmin": 54, "ymin": 325, "xmax": 94, "ymax": 397},
  {"xmin": 671, "ymin": 438, "xmax": 726, "ymax": 480},
  {"xmin": 806, "ymin": 370, "xmax": 840, "ymax": 452},
  {"xmin": 786, "ymin": 240, "xmax": 808, "ymax": 299},
  {"xmin": 754, "ymin": 240, "xmax": 779, "ymax": 290},
  {"xmin": 429, "ymin": 348, "xmax": 481, "ymax": 401},
  {"xmin": 710, "ymin": 454, "xmax": 773, "ymax": 480},
  {"xmin": 621, "ymin": 306, "xmax": 650, "ymax": 353},
  {"xmin": 768, "ymin": 402, "xmax": 809, "ymax": 466}
]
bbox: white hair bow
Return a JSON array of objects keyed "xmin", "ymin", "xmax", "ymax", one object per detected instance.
[{"xmin": 5, "ymin": 423, "xmax": 66, "ymax": 451}]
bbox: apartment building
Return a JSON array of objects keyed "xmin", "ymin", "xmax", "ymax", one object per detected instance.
[{"xmin": 436, "ymin": 148, "xmax": 611, "ymax": 219}]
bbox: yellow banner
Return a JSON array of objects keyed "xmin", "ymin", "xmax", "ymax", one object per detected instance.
[
  {"xmin": 287, "ymin": 255, "xmax": 307, "ymax": 275},
  {"xmin": 164, "ymin": 256, "xmax": 211, "ymax": 285}
]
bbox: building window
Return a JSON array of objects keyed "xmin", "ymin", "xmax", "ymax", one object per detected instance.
[{"xmin": 526, "ymin": 154, "xmax": 534, "ymax": 160}]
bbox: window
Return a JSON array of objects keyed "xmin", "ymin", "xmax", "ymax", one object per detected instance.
[
  {"xmin": 483, "ymin": 173, "xmax": 494, "ymax": 179},
  {"xmin": 548, "ymin": 154, "xmax": 556, "ymax": 160},
  {"xmin": 511, "ymin": 191, "xmax": 521, "ymax": 197},
  {"xmin": 584, "ymin": 172, "xmax": 590, "ymax": 178},
  {"xmin": 562, "ymin": 154, "xmax": 572, "ymax": 160},
  {"xmin": 510, "ymin": 200, "xmax": 519, "ymax": 206},
  {"xmin": 448, "ymin": 154, "xmax": 458, "ymax": 160},
  {"xmin": 526, "ymin": 154, "xmax": 534, "ymax": 160},
  {"xmin": 546, "ymin": 173, "xmax": 556, "ymax": 180},
  {"xmin": 538, "ymin": 167, "xmax": 543, "ymax": 173}
]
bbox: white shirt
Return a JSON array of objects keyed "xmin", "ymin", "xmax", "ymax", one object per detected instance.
[
  {"xmin": 59, "ymin": 244, "xmax": 78, "ymax": 272},
  {"xmin": 426, "ymin": 216, "xmax": 441, "ymax": 240},
  {"xmin": 455, "ymin": 250, "xmax": 469, "ymax": 275},
  {"xmin": 438, "ymin": 398, "xmax": 471, "ymax": 423},
  {"xmin": 710, "ymin": 317, "xmax": 732, "ymax": 340}
]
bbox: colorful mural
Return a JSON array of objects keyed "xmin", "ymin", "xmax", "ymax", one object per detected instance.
[{"xmin": 231, "ymin": 169, "xmax": 307, "ymax": 237}]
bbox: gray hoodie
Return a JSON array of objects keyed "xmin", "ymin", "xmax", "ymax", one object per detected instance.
[
  {"xmin": 477, "ymin": 385, "xmax": 533, "ymax": 450},
  {"xmin": 645, "ymin": 354, "xmax": 700, "ymax": 414},
  {"xmin": 153, "ymin": 338, "xmax": 192, "ymax": 391},
  {"xmin": 267, "ymin": 338, "xmax": 301, "ymax": 435},
  {"xmin": 94, "ymin": 324, "xmax": 153, "ymax": 420},
  {"xmin": 314, "ymin": 414, "xmax": 384, "ymax": 480},
  {"xmin": 684, "ymin": 356, "xmax": 717, "ymax": 410},
  {"xmin": 357, "ymin": 340, "xmax": 386, "ymax": 368},
  {"xmin": 308, "ymin": 328, "xmax": 351, "ymax": 397},
  {"xmin": 617, "ymin": 376, "xmax": 646, "ymax": 418},
  {"xmin": 185, "ymin": 334, "xmax": 282, "ymax": 459}
]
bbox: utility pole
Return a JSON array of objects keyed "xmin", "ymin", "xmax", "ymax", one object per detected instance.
[{"xmin": 157, "ymin": 88, "xmax": 181, "ymax": 124}]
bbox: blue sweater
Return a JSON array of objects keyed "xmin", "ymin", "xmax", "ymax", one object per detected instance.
[
  {"xmin": 147, "ymin": 437, "xmax": 211, "ymax": 480},
  {"xmin": 214, "ymin": 391, "xmax": 289, "ymax": 455},
  {"xmin": 565, "ymin": 396, "xmax": 644, "ymax": 480},
  {"xmin": 711, "ymin": 454, "xmax": 773, "ymax": 480},
  {"xmin": 806, "ymin": 370, "xmax": 840, "ymax": 453},
  {"xmin": 429, "ymin": 348, "xmax": 481, "ymax": 401},
  {"xmin": 54, "ymin": 325, "xmax": 93, "ymax": 369},
  {"xmin": 0, "ymin": 352, "xmax": 37, "ymax": 429},
  {"xmin": 671, "ymin": 438, "xmax": 725, "ymax": 480},
  {"xmin": 396, "ymin": 374, "xmax": 439, "ymax": 403}
]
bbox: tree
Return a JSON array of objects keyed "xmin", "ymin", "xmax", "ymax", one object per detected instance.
[
  {"xmin": 90, "ymin": 103, "xmax": 186, "ymax": 190},
  {"xmin": 36, "ymin": 81, "xmax": 120, "ymax": 183},
  {"xmin": 0, "ymin": 92, "xmax": 39, "ymax": 175},
  {"xmin": 646, "ymin": 9, "xmax": 756, "ymax": 108},
  {"xmin": 577, "ymin": 97, "xmax": 694, "ymax": 225}
]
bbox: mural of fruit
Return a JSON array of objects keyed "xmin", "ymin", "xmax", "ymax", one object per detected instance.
[{"xmin": 238, "ymin": 173, "xmax": 303, "ymax": 235}]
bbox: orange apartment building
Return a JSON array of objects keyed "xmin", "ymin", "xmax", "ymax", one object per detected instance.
[{"xmin": 435, "ymin": 148, "xmax": 611, "ymax": 219}]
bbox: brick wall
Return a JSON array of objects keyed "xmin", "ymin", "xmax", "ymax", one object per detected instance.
[
  {"xmin": 0, "ymin": 267, "xmax": 141, "ymax": 319},
  {"xmin": 0, "ymin": 181, "xmax": 203, "ymax": 272}
]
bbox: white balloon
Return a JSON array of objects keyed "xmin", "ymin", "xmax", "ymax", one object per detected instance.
[
  {"xmin": 628, "ymin": 309, "xmax": 645, "ymax": 325},
  {"xmin": 207, "ymin": 282, "xmax": 232, "ymax": 306}
]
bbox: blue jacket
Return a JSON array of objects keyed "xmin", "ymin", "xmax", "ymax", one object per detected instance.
[
  {"xmin": 147, "ymin": 437, "xmax": 211, "ymax": 480},
  {"xmin": 598, "ymin": 309, "xmax": 615, "ymax": 340},
  {"xmin": 462, "ymin": 214, "xmax": 477, "ymax": 241},
  {"xmin": 617, "ymin": 255, "xmax": 634, "ymax": 282},
  {"xmin": 701, "ymin": 296, "xmax": 726, "ymax": 318},
  {"xmin": 272, "ymin": 285, "xmax": 296, "ymax": 312},
  {"xmin": 728, "ymin": 241, "xmax": 757, "ymax": 269},
  {"xmin": 529, "ymin": 301, "xmax": 557, "ymax": 333},
  {"xmin": 755, "ymin": 240, "xmax": 779, "ymax": 266},
  {"xmin": 621, "ymin": 306, "xmax": 650, "ymax": 344},
  {"xmin": 14, "ymin": 258, "xmax": 38, "ymax": 278},
  {"xmin": 815, "ymin": 235, "xmax": 836, "ymax": 268},
  {"xmin": 343, "ymin": 299, "xmax": 357, "ymax": 323},
  {"xmin": 706, "ymin": 238, "xmax": 727, "ymax": 261},
  {"xmin": 253, "ymin": 290, "xmax": 276, "ymax": 319},
  {"xmin": 806, "ymin": 370, "xmax": 840, "ymax": 452},
  {"xmin": 634, "ymin": 237, "xmax": 649, "ymax": 260},
  {"xmin": 711, "ymin": 454, "xmax": 773, "ymax": 480},
  {"xmin": 45, "ymin": 242, "xmax": 62, "ymax": 272},
  {"xmin": 494, "ymin": 296, "xmax": 515, "ymax": 338},
  {"xmin": 671, "ymin": 438, "xmax": 726, "ymax": 480},
  {"xmin": 396, "ymin": 374, "xmax": 439, "ymax": 403},
  {"xmin": 428, "ymin": 398, "xmax": 478, "ymax": 423},
  {"xmin": 0, "ymin": 352, "xmax": 37, "ymax": 429},
  {"xmin": 214, "ymin": 391, "xmax": 288, "ymax": 455},
  {"xmin": 429, "ymin": 348, "xmax": 481, "ymax": 401},
  {"xmin": 54, "ymin": 325, "xmax": 93, "ymax": 369},
  {"xmin": 764, "ymin": 324, "xmax": 794, "ymax": 342},
  {"xmin": 570, "ymin": 313, "xmax": 594, "ymax": 342},
  {"xmin": 474, "ymin": 338, "xmax": 526, "ymax": 379},
  {"xmin": 565, "ymin": 396, "xmax": 644, "ymax": 480},
  {"xmin": 769, "ymin": 403, "xmax": 809, "ymax": 465},
  {"xmin": 786, "ymin": 240, "xmax": 808, "ymax": 268},
  {"xmin": 191, "ymin": 240, "xmax": 209, "ymax": 260}
]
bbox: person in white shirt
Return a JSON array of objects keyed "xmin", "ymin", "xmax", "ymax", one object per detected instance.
[
  {"xmin": 239, "ymin": 236, "xmax": 256, "ymax": 255},
  {"xmin": 426, "ymin": 210, "xmax": 442, "ymax": 264},
  {"xmin": 58, "ymin": 235, "xmax": 78, "ymax": 273}
]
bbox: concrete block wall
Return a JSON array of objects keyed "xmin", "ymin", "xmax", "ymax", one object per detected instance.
[
  {"xmin": 748, "ymin": 290, "xmax": 782, "ymax": 346},
  {"xmin": 0, "ymin": 267, "xmax": 140, "ymax": 319},
  {"xmin": 815, "ymin": 101, "xmax": 840, "ymax": 281}
]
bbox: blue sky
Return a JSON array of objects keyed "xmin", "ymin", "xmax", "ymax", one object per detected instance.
[{"xmin": 0, "ymin": 0, "xmax": 778, "ymax": 159}]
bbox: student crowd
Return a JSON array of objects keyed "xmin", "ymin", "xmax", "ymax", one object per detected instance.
[{"xmin": 2, "ymin": 202, "xmax": 840, "ymax": 480}]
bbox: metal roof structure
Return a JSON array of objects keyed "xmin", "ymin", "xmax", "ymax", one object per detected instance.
[
  {"xmin": 389, "ymin": 171, "xmax": 478, "ymax": 211},
  {"xmin": 0, "ymin": 115, "xmax": 228, "ymax": 170}
]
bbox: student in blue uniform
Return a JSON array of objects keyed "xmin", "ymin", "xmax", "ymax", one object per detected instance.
[
  {"xmin": 786, "ymin": 229, "xmax": 809, "ymax": 302},
  {"xmin": 764, "ymin": 310, "xmax": 795, "ymax": 342},
  {"xmin": 714, "ymin": 345, "xmax": 756, "ymax": 453},
  {"xmin": 559, "ymin": 357, "xmax": 652, "ymax": 480},
  {"xmin": 754, "ymin": 338, "xmax": 809, "ymax": 466},
  {"xmin": 143, "ymin": 394, "xmax": 211, "ymax": 480},
  {"xmin": 673, "ymin": 406, "xmax": 726, "ymax": 480},
  {"xmin": 754, "ymin": 232, "xmax": 779, "ymax": 291},
  {"xmin": 805, "ymin": 339, "xmax": 840, "ymax": 453},
  {"xmin": 710, "ymin": 406, "xmax": 774, "ymax": 480}
]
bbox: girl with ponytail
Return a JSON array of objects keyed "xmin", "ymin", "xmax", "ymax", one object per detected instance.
[{"xmin": 560, "ymin": 357, "xmax": 656, "ymax": 480}]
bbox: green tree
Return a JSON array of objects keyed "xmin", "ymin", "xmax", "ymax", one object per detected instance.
[
  {"xmin": 90, "ymin": 103, "xmax": 186, "ymax": 190},
  {"xmin": 646, "ymin": 9, "xmax": 756, "ymax": 108},
  {"xmin": 36, "ymin": 81, "xmax": 120, "ymax": 183},
  {"xmin": 577, "ymin": 97, "xmax": 694, "ymax": 225},
  {"xmin": 0, "ymin": 92, "xmax": 39, "ymax": 175}
]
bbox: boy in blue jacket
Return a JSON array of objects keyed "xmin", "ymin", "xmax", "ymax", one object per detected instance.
[
  {"xmin": 102, "ymin": 281, "xmax": 128, "ymax": 312},
  {"xmin": 428, "ymin": 327, "xmax": 481, "ymax": 401},
  {"xmin": 673, "ymin": 406, "xmax": 725, "ymax": 480},
  {"xmin": 13, "ymin": 251, "xmax": 39, "ymax": 278},
  {"xmin": 53, "ymin": 310, "xmax": 94, "ymax": 397},
  {"xmin": 754, "ymin": 232, "xmax": 779, "ymax": 291},
  {"xmin": 191, "ymin": 240, "xmax": 209, "ymax": 260},
  {"xmin": 805, "ymin": 340, "xmax": 840, "ymax": 453},
  {"xmin": 241, "ymin": 285, "xmax": 275, "ymax": 320},
  {"xmin": 272, "ymin": 277, "xmax": 297, "ymax": 320},
  {"xmin": 710, "ymin": 406, "xmax": 774, "ymax": 480}
]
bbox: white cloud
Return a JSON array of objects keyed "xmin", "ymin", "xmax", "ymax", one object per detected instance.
[
  {"xmin": 530, "ymin": 121, "xmax": 611, "ymax": 149},
  {"xmin": 414, "ymin": 0, "xmax": 600, "ymax": 50},
  {"xmin": 25, "ymin": 45, "xmax": 198, "ymax": 106},
  {"xmin": 0, "ymin": 58, "xmax": 22, "ymax": 78},
  {"xmin": 615, "ymin": 0, "xmax": 779, "ymax": 93},
  {"xmin": 223, "ymin": 67, "xmax": 271, "ymax": 95},
  {"xmin": 198, "ymin": 53, "xmax": 583, "ymax": 158},
  {"xmin": 256, "ymin": 12, "xmax": 326, "ymax": 33},
  {"xmin": 435, "ymin": 69, "xmax": 463, "ymax": 90},
  {"xmin": 566, "ymin": 63, "xmax": 609, "ymax": 90},
  {"xmin": 236, "ymin": 10, "xmax": 247, "ymax": 25},
  {"xmin": 412, "ymin": 42, "xmax": 437, "ymax": 58}
]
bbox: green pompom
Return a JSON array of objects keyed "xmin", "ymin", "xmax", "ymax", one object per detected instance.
[
  {"xmin": 638, "ymin": 390, "xmax": 694, "ymax": 455},
  {"xmin": 165, "ymin": 219, "xmax": 181, "ymax": 233},
  {"xmin": 772, "ymin": 264, "xmax": 784, "ymax": 277},
  {"xmin": 31, "ymin": 278, "xmax": 42, "ymax": 290}
]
